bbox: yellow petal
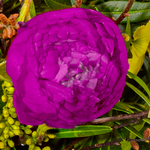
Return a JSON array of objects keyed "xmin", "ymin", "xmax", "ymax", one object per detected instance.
[
  {"xmin": 132, "ymin": 20, "xmax": 150, "ymax": 58},
  {"xmin": 128, "ymin": 46, "xmax": 145, "ymax": 75}
]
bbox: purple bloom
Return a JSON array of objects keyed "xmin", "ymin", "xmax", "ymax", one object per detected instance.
[{"xmin": 6, "ymin": 8, "xmax": 129, "ymax": 129}]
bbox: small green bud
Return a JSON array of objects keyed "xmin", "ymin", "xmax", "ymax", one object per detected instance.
[
  {"xmin": 0, "ymin": 122, "xmax": 6, "ymax": 128},
  {"xmin": 26, "ymin": 138, "xmax": 32, "ymax": 145},
  {"xmin": 32, "ymin": 131, "xmax": 38, "ymax": 138},
  {"xmin": 7, "ymin": 116, "xmax": 14, "ymax": 125},
  {"xmin": 7, "ymin": 139, "xmax": 15, "ymax": 148},
  {"xmin": 8, "ymin": 131, "xmax": 15, "ymax": 137},
  {"xmin": 1, "ymin": 95, "xmax": 7, "ymax": 102},
  {"xmin": 14, "ymin": 120, "xmax": 20, "ymax": 126},
  {"xmin": 13, "ymin": 129, "xmax": 20, "ymax": 135},
  {"xmin": 0, "ymin": 141, "xmax": 5, "ymax": 149},
  {"xmin": 25, "ymin": 127, "xmax": 32, "ymax": 134},
  {"xmin": 3, "ymin": 133, "xmax": 9, "ymax": 139},
  {"xmin": 34, "ymin": 146, "xmax": 41, "ymax": 150},
  {"xmin": 42, "ymin": 146, "xmax": 51, "ymax": 150},
  {"xmin": 3, "ymin": 126, "xmax": 9, "ymax": 134}
]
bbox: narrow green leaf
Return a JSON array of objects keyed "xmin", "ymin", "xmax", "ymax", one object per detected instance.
[
  {"xmin": 96, "ymin": 133, "xmax": 110, "ymax": 145},
  {"xmin": 83, "ymin": 136, "xmax": 94, "ymax": 147},
  {"xmin": 125, "ymin": 103, "xmax": 142, "ymax": 112},
  {"xmin": 116, "ymin": 122, "xmax": 143, "ymax": 139},
  {"xmin": 127, "ymin": 71, "xmax": 150, "ymax": 98},
  {"xmin": 126, "ymin": 82, "xmax": 150, "ymax": 107},
  {"xmin": 129, "ymin": 120, "xmax": 145, "ymax": 139},
  {"xmin": 120, "ymin": 141, "xmax": 131, "ymax": 150},
  {"xmin": 96, "ymin": 1, "xmax": 150, "ymax": 23},
  {"xmin": 125, "ymin": 17, "xmax": 131, "ymax": 37},
  {"xmin": 118, "ymin": 128, "xmax": 128, "ymax": 140},
  {"xmin": 125, "ymin": 126, "xmax": 143, "ymax": 139},
  {"xmin": 55, "ymin": 125, "xmax": 112, "ymax": 138},
  {"xmin": 44, "ymin": 0, "xmax": 72, "ymax": 10},
  {"xmin": 113, "ymin": 101, "xmax": 134, "ymax": 114},
  {"xmin": 29, "ymin": 0, "xmax": 36, "ymax": 18},
  {"xmin": 143, "ymin": 118, "xmax": 150, "ymax": 124},
  {"xmin": 74, "ymin": 138, "xmax": 89, "ymax": 149},
  {"xmin": 125, "ymin": 17, "xmax": 131, "ymax": 52}
]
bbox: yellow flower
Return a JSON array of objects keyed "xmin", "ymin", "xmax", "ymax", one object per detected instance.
[
  {"xmin": 0, "ymin": 141, "xmax": 5, "ymax": 149},
  {"xmin": 7, "ymin": 140, "xmax": 14, "ymax": 148},
  {"xmin": 1, "ymin": 95, "xmax": 7, "ymax": 102},
  {"xmin": 42, "ymin": 146, "xmax": 51, "ymax": 150},
  {"xmin": 26, "ymin": 138, "xmax": 32, "ymax": 145},
  {"xmin": 7, "ymin": 116, "xmax": 14, "ymax": 125},
  {"xmin": 128, "ymin": 20, "xmax": 150, "ymax": 75}
]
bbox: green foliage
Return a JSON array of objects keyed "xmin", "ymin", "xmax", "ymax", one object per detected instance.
[
  {"xmin": 54, "ymin": 125, "xmax": 112, "ymax": 138},
  {"xmin": 120, "ymin": 141, "xmax": 131, "ymax": 150},
  {"xmin": 44, "ymin": 0, "xmax": 72, "ymax": 10},
  {"xmin": 95, "ymin": 1, "xmax": 150, "ymax": 23}
]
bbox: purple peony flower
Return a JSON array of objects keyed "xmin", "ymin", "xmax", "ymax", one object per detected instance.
[{"xmin": 6, "ymin": 8, "xmax": 129, "ymax": 129}]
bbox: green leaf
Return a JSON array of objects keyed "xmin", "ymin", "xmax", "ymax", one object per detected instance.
[
  {"xmin": 129, "ymin": 120, "xmax": 145, "ymax": 139},
  {"xmin": 120, "ymin": 141, "xmax": 131, "ymax": 150},
  {"xmin": 127, "ymin": 71, "xmax": 150, "ymax": 98},
  {"xmin": 125, "ymin": 126, "xmax": 143, "ymax": 139},
  {"xmin": 96, "ymin": 1, "xmax": 150, "ymax": 23},
  {"xmin": 125, "ymin": 17, "xmax": 131, "ymax": 52},
  {"xmin": 143, "ymin": 118, "xmax": 150, "ymax": 125},
  {"xmin": 116, "ymin": 121, "xmax": 143, "ymax": 139},
  {"xmin": 113, "ymin": 101, "xmax": 134, "ymax": 114},
  {"xmin": 118, "ymin": 128, "xmax": 128, "ymax": 140},
  {"xmin": 44, "ymin": 0, "xmax": 72, "ymax": 10},
  {"xmin": 126, "ymin": 82, "xmax": 150, "ymax": 107},
  {"xmin": 125, "ymin": 17, "xmax": 131, "ymax": 37},
  {"xmin": 96, "ymin": 133, "xmax": 110, "ymax": 145},
  {"xmin": 54, "ymin": 125, "xmax": 112, "ymax": 138},
  {"xmin": 0, "ymin": 61, "xmax": 12, "ymax": 82},
  {"xmin": 74, "ymin": 138, "xmax": 89, "ymax": 149},
  {"xmin": 29, "ymin": 0, "xmax": 36, "ymax": 18},
  {"xmin": 83, "ymin": 136, "xmax": 94, "ymax": 147}
]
